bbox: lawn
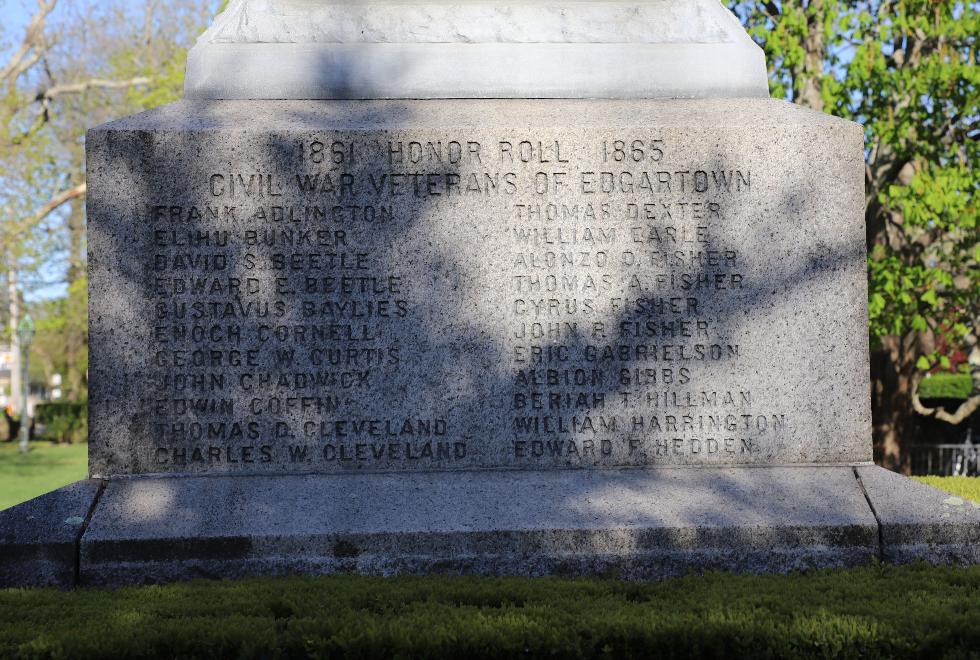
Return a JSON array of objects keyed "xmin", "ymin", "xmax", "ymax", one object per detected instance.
[
  {"xmin": 914, "ymin": 475, "xmax": 980, "ymax": 503},
  {"xmin": 0, "ymin": 442, "xmax": 87, "ymax": 511},
  {"xmin": 1, "ymin": 449, "xmax": 979, "ymax": 658},
  {"xmin": 0, "ymin": 564, "xmax": 979, "ymax": 659}
]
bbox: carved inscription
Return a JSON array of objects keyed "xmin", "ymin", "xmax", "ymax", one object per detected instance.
[
  {"xmin": 505, "ymin": 138, "xmax": 785, "ymax": 466},
  {"xmin": 135, "ymin": 132, "xmax": 789, "ymax": 472}
]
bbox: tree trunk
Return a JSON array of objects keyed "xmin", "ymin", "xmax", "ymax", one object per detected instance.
[
  {"xmin": 871, "ymin": 333, "xmax": 919, "ymax": 474},
  {"xmin": 66, "ymin": 196, "xmax": 85, "ymax": 401},
  {"xmin": 799, "ymin": 0, "xmax": 825, "ymax": 111},
  {"xmin": 7, "ymin": 267, "xmax": 20, "ymax": 417},
  {"xmin": 67, "ymin": 196, "xmax": 85, "ymax": 285}
]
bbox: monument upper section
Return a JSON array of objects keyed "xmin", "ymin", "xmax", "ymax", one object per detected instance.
[
  {"xmin": 205, "ymin": 0, "xmax": 735, "ymax": 44},
  {"xmin": 184, "ymin": 0, "xmax": 770, "ymax": 99}
]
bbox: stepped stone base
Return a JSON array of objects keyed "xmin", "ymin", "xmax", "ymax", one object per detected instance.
[
  {"xmin": 0, "ymin": 480, "xmax": 103, "ymax": 588},
  {"xmin": 2, "ymin": 466, "xmax": 977, "ymax": 588}
]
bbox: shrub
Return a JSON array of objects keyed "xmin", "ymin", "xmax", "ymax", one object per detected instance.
[
  {"xmin": 32, "ymin": 401, "xmax": 87, "ymax": 444},
  {"xmin": 918, "ymin": 373, "xmax": 974, "ymax": 401},
  {"xmin": 1, "ymin": 565, "xmax": 980, "ymax": 659}
]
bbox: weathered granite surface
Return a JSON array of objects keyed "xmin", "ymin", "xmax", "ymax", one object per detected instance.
[
  {"xmin": 79, "ymin": 466, "xmax": 878, "ymax": 586},
  {"xmin": 3, "ymin": 467, "xmax": 977, "ymax": 588},
  {"xmin": 2, "ymin": 0, "xmax": 973, "ymax": 594},
  {"xmin": 857, "ymin": 466, "xmax": 980, "ymax": 565},
  {"xmin": 206, "ymin": 0, "xmax": 745, "ymax": 44},
  {"xmin": 184, "ymin": 0, "xmax": 769, "ymax": 99},
  {"xmin": 87, "ymin": 99, "xmax": 870, "ymax": 478},
  {"xmin": 0, "ymin": 480, "xmax": 103, "ymax": 589}
]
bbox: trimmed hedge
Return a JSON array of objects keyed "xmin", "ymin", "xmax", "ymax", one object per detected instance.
[
  {"xmin": 32, "ymin": 401, "xmax": 86, "ymax": 444},
  {"xmin": 2, "ymin": 564, "xmax": 980, "ymax": 659},
  {"xmin": 918, "ymin": 373, "xmax": 974, "ymax": 401}
]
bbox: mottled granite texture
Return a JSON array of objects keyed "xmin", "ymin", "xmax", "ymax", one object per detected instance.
[
  {"xmin": 86, "ymin": 99, "xmax": 870, "ymax": 478},
  {"xmin": 857, "ymin": 466, "xmax": 980, "ymax": 564},
  {"xmin": 0, "ymin": 480, "xmax": 103, "ymax": 589},
  {"xmin": 2, "ymin": 466, "xmax": 976, "ymax": 588},
  {"xmin": 183, "ymin": 0, "xmax": 769, "ymax": 98},
  {"xmin": 5, "ymin": 97, "xmax": 968, "ymax": 592},
  {"xmin": 77, "ymin": 466, "xmax": 879, "ymax": 586}
]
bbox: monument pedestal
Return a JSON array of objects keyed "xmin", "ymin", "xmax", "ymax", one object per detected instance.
[
  {"xmin": 3, "ymin": 3, "xmax": 976, "ymax": 592},
  {"xmin": 3, "ymin": 466, "xmax": 978, "ymax": 588},
  {"xmin": 86, "ymin": 98, "xmax": 874, "ymax": 477},
  {"xmin": 3, "ymin": 97, "xmax": 977, "ymax": 588},
  {"xmin": 184, "ymin": 0, "xmax": 769, "ymax": 100},
  {"xmin": 80, "ymin": 465, "xmax": 884, "ymax": 586}
]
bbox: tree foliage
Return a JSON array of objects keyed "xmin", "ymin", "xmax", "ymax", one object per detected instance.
[
  {"xmin": 731, "ymin": 0, "xmax": 978, "ymax": 468},
  {"xmin": 1, "ymin": 0, "xmax": 216, "ymax": 402}
]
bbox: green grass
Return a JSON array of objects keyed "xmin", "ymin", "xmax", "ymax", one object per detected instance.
[
  {"xmin": 0, "ymin": 455, "xmax": 978, "ymax": 659},
  {"xmin": 1, "ymin": 565, "xmax": 979, "ymax": 659},
  {"xmin": 914, "ymin": 476, "xmax": 980, "ymax": 502},
  {"xmin": 1, "ymin": 446, "xmax": 977, "ymax": 658},
  {"xmin": 917, "ymin": 373, "xmax": 974, "ymax": 400},
  {"xmin": 0, "ymin": 442, "xmax": 88, "ymax": 511}
]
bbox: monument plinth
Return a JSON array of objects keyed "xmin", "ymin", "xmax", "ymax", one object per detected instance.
[
  {"xmin": 88, "ymin": 99, "xmax": 871, "ymax": 477},
  {"xmin": 2, "ymin": 0, "xmax": 977, "ymax": 589},
  {"xmin": 184, "ymin": 0, "xmax": 769, "ymax": 100}
]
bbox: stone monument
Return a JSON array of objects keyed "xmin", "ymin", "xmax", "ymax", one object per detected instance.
[{"xmin": 2, "ymin": 0, "xmax": 978, "ymax": 589}]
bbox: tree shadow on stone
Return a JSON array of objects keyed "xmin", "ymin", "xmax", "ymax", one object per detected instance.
[{"xmin": 86, "ymin": 63, "xmax": 872, "ymax": 581}]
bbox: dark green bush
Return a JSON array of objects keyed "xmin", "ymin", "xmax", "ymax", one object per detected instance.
[
  {"xmin": 32, "ymin": 401, "xmax": 87, "ymax": 444},
  {"xmin": 1, "ymin": 564, "xmax": 979, "ymax": 659}
]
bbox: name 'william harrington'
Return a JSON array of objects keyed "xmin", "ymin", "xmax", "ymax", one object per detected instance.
[{"xmin": 513, "ymin": 414, "xmax": 786, "ymax": 435}]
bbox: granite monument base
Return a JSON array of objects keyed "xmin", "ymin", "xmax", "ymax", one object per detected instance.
[
  {"xmin": 2, "ymin": 466, "xmax": 978, "ymax": 588},
  {"xmin": 5, "ymin": 97, "xmax": 976, "ymax": 589},
  {"xmin": 88, "ymin": 99, "xmax": 875, "ymax": 476}
]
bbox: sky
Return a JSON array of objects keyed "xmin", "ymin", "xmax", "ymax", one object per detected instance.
[
  {"xmin": 2, "ymin": 0, "xmax": 216, "ymax": 302},
  {"xmin": 2, "ymin": 0, "xmax": 140, "ymax": 301},
  {"xmin": 1, "ymin": 1, "xmax": 34, "ymax": 36},
  {"xmin": 1, "ymin": 0, "xmax": 145, "ymax": 57},
  {"xmin": 1, "ymin": 2, "xmax": 32, "ymax": 61}
]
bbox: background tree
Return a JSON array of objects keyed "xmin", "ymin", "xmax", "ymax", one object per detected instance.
[
  {"xmin": 1, "ymin": 0, "xmax": 216, "ymax": 408},
  {"xmin": 730, "ymin": 0, "xmax": 978, "ymax": 472}
]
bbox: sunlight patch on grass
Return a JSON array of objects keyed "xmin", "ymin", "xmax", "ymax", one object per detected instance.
[
  {"xmin": 913, "ymin": 476, "xmax": 980, "ymax": 503},
  {"xmin": 0, "ymin": 442, "xmax": 87, "ymax": 510}
]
